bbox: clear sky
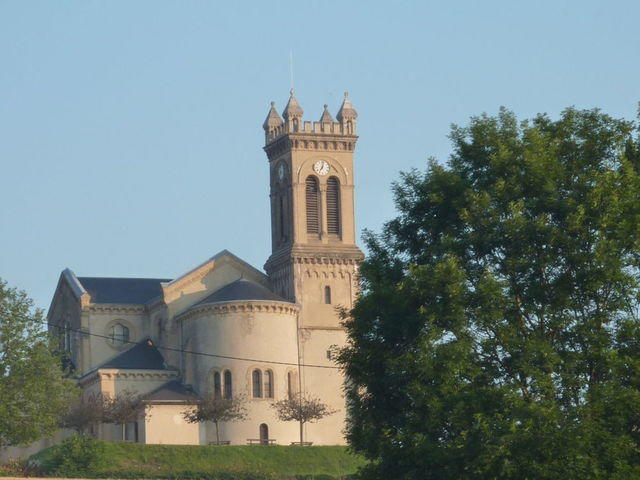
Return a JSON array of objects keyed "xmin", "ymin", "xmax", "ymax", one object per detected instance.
[{"xmin": 1, "ymin": 0, "xmax": 639, "ymax": 311}]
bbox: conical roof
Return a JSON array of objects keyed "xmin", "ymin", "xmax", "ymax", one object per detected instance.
[
  {"xmin": 319, "ymin": 104, "xmax": 335, "ymax": 123},
  {"xmin": 282, "ymin": 89, "xmax": 303, "ymax": 119},
  {"xmin": 263, "ymin": 101, "xmax": 283, "ymax": 130},
  {"xmin": 337, "ymin": 92, "xmax": 357, "ymax": 121}
]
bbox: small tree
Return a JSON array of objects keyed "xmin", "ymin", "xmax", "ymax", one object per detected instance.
[
  {"xmin": 0, "ymin": 279, "xmax": 77, "ymax": 448},
  {"xmin": 103, "ymin": 390, "xmax": 146, "ymax": 441},
  {"xmin": 60, "ymin": 392, "xmax": 106, "ymax": 435},
  {"xmin": 271, "ymin": 394, "xmax": 336, "ymax": 445},
  {"xmin": 182, "ymin": 393, "xmax": 247, "ymax": 445}
]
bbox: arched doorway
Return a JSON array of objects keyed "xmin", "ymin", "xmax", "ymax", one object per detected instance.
[{"xmin": 259, "ymin": 423, "xmax": 269, "ymax": 445}]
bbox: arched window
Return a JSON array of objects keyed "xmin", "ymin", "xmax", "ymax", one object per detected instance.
[
  {"xmin": 223, "ymin": 370, "xmax": 232, "ymax": 398},
  {"xmin": 326, "ymin": 176, "xmax": 341, "ymax": 236},
  {"xmin": 252, "ymin": 369, "xmax": 263, "ymax": 398},
  {"xmin": 109, "ymin": 323, "xmax": 129, "ymax": 347},
  {"xmin": 264, "ymin": 370, "xmax": 274, "ymax": 398},
  {"xmin": 213, "ymin": 371, "xmax": 222, "ymax": 398},
  {"xmin": 306, "ymin": 176, "xmax": 320, "ymax": 234},
  {"xmin": 324, "ymin": 286, "xmax": 332, "ymax": 304}
]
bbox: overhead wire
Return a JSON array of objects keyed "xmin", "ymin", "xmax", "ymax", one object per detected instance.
[{"xmin": 1, "ymin": 310, "xmax": 343, "ymax": 370}]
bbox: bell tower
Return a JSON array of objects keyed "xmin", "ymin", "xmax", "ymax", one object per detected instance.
[{"xmin": 263, "ymin": 90, "xmax": 364, "ymax": 329}]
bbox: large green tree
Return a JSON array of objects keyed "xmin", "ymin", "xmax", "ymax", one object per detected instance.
[
  {"xmin": 339, "ymin": 107, "xmax": 640, "ymax": 479},
  {"xmin": 0, "ymin": 279, "xmax": 76, "ymax": 448}
]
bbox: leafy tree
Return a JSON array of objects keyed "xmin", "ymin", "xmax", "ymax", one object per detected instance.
[
  {"xmin": 271, "ymin": 394, "xmax": 336, "ymax": 445},
  {"xmin": 183, "ymin": 393, "xmax": 247, "ymax": 445},
  {"xmin": 102, "ymin": 390, "xmax": 146, "ymax": 441},
  {"xmin": 338, "ymin": 107, "xmax": 640, "ymax": 479},
  {"xmin": 0, "ymin": 278, "xmax": 77, "ymax": 448},
  {"xmin": 60, "ymin": 392, "xmax": 106, "ymax": 435}
]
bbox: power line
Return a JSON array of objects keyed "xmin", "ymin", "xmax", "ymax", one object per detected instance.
[{"xmin": 1, "ymin": 311, "xmax": 343, "ymax": 371}]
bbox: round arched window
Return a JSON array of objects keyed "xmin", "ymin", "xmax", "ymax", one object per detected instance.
[{"xmin": 109, "ymin": 323, "xmax": 129, "ymax": 347}]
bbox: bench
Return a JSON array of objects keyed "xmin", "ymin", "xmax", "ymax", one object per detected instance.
[
  {"xmin": 290, "ymin": 441, "xmax": 314, "ymax": 446},
  {"xmin": 208, "ymin": 440, "xmax": 231, "ymax": 445},
  {"xmin": 246, "ymin": 438, "xmax": 276, "ymax": 445}
]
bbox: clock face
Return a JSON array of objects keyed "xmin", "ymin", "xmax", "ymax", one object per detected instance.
[
  {"xmin": 313, "ymin": 160, "xmax": 330, "ymax": 176},
  {"xmin": 277, "ymin": 163, "xmax": 285, "ymax": 181}
]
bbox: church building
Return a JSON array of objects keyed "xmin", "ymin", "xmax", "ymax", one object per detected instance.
[{"xmin": 47, "ymin": 91, "xmax": 364, "ymax": 446}]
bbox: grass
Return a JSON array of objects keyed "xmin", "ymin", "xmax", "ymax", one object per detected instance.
[{"xmin": 29, "ymin": 440, "xmax": 366, "ymax": 479}]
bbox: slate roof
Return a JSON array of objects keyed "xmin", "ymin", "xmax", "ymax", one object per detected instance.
[
  {"xmin": 144, "ymin": 380, "xmax": 199, "ymax": 403},
  {"xmin": 99, "ymin": 340, "xmax": 171, "ymax": 370},
  {"xmin": 194, "ymin": 278, "xmax": 287, "ymax": 306},
  {"xmin": 77, "ymin": 277, "xmax": 171, "ymax": 305}
]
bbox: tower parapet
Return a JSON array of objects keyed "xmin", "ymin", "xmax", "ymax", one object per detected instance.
[{"xmin": 263, "ymin": 91, "xmax": 358, "ymax": 146}]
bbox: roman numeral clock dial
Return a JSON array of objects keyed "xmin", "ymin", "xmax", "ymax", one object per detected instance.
[{"xmin": 313, "ymin": 160, "xmax": 330, "ymax": 176}]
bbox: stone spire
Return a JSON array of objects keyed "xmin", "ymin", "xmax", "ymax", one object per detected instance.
[
  {"xmin": 336, "ymin": 92, "xmax": 357, "ymax": 122},
  {"xmin": 319, "ymin": 104, "xmax": 335, "ymax": 123},
  {"xmin": 263, "ymin": 101, "xmax": 283, "ymax": 131},
  {"xmin": 282, "ymin": 89, "xmax": 303, "ymax": 120}
]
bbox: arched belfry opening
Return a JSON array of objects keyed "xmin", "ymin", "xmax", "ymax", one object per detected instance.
[
  {"xmin": 305, "ymin": 176, "xmax": 320, "ymax": 235},
  {"xmin": 326, "ymin": 176, "xmax": 341, "ymax": 237}
]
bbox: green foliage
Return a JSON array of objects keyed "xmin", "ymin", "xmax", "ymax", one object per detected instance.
[
  {"xmin": 272, "ymin": 395, "xmax": 337, "ymax": 444},
  {"xmin": 338, "ymin": 107, "xmax": 640, "ymax": 479},
  {"xmin": 0, "ymin": 278, "xmax": 77, "ymax": 448},
  {"xmin": 31, "ymin": 441, "xmax": 364, "ymax": 479},
  {"xmin": 183, "ymin": 393, "xmax": 248, "ymax": 444},
  {"xmin": 0, "ymin": 457, "xmax": 39, "ymax": 477},
  {"xmin": 42, "ymin": 434, "xmax": 108, "ymax": 477}
]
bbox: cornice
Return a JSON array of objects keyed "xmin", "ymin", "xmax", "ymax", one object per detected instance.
[
  {"xmin": 178, "ymin": 300, "xmax": 300, "ymax": 321},
  {"xmin": 78, "ymin": 368, "xmax": 178, "ymax": 386},
  {"xmin": 265, "ymin": 245, "xmax": 364, "ymax": 272},
  {"xmin": 264, "ymin": 134, "xmax": 358, "ymax": 161},
  {"xmin": 83, "ymin": 304, "xmax": 147, "ymax": 314},
  {"xmin": 97, "ymin": 369, "xmax": 178, "ymax": 381}
]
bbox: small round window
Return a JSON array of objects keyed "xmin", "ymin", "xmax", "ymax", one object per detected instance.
[{"xmin": 109, "ymin": 323, "xmax": 130, "ymax": 347}]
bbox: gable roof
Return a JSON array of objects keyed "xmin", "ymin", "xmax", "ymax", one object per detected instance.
[
  {"xmin": 194, "ymin": 278, "xmax": 287, "ymax": 306},
  {"xmin": 99, "ymin": 339, "xmax": 171, "ymax": 370},
  {"xmin": 164, "ymin": 249, "xmax": 267, "ymax": 289},
  {"xmin": 144, "ymin": 380, "xmax": 199, "ymax": 403},
  {"xmin": 77, "ymin": 277, "xmax": 171, "ymax": 305}
]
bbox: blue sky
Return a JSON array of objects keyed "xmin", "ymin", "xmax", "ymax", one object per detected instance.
[{"xmin": 1, "ymin": 0, "xmax": 639, "ymax": 311}]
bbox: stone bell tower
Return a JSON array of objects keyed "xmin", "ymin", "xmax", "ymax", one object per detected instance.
[
  {"xmin": 263, "ymin": 90, "xmax": 363, "ymax": 443},
  {"xmin": 263, "ymin": 90, "xmax": 364, "ymax": 330}
]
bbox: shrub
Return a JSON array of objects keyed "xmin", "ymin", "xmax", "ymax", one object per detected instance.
[{"xmin": 45, "ymin": 434, "xmax": 108, "ymax": 477}]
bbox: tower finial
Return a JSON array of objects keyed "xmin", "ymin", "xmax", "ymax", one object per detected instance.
[
  {"xmin": 283, "ymin": 89, "xmax": 303, "ymax": 120},
  {"xmin": 319, "ymin": 103, "xmax": 335, "ymax": 123},
  {"xmin": 337, "ymin": 91, "xmax": 357, "ymax": 122},
  {"xmin": 263, "ymin": 101, "xmax": 284, "ymax": 132}
]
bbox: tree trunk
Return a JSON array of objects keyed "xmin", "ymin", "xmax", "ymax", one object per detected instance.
[
  {"xmin": 299, "ymin": 420, "xmax": 304, "ymax": 445},
  {"xmin": 121, "ymin": 423, "xmax": 126, "ymax": 442},
  {"xmin": 215, "ymin": 421, "xmax": 220, "ymax": 445}
]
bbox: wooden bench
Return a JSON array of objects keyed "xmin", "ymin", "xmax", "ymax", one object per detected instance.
[
  {"xmin": 246, "ymin": 438, "xmax": 276, "ymax": 445},
  {"xmin": 208, "ymin": 440, "xmax": 231, "ymax": 445},
  {"xmin": 290, "ymin": 441, "xmax": 313, "ymax": 446}
]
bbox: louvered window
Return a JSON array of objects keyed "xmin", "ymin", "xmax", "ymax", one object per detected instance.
[
  {"xmin": 306, "ymin": 176, "xmax": 320, "ymax": 234},
  {"xmin": 326, "ymin": 177, "xmax": 341, "ymax": 235}
]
